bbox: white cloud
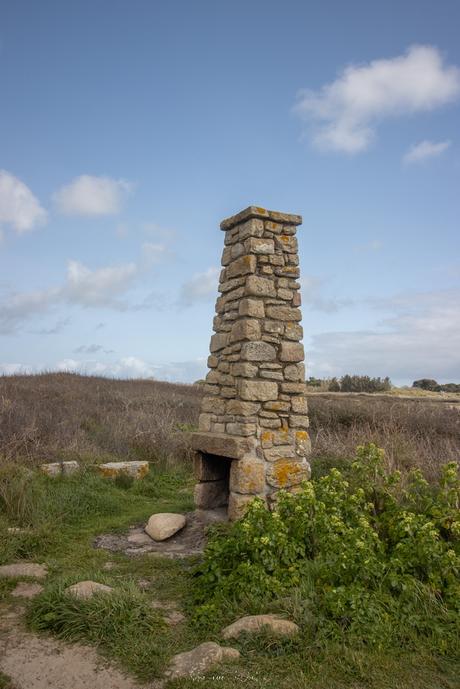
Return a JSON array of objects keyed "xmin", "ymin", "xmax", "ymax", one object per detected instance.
[
  {"xmin": 308, "ymin": 289, "xmax": 460, "ymax": 383},
  {"xmin": 0, "ymin": 242, "xmax": 167, "ymax": 333},
  {"xmin": 301, "ymin": 275, "xmax": 353, "ymax": 313},
  {"xmin": 74, "ymin": 344, "xmax": 114, "ymax": 354},
  {"xmin": 64, "ymin": 260, "xmax": 138, "ymax": 308},
  {"xmin": 403, "ymin": 139, "xmax": 451, "ymax": 164},
  {"xmin": 294, "ymin": 45, "xmax": 460, "ymax": 153},
  {"xmin": 179, "ymin": 267, "xmax": 220, "ymax": 307},
  {"xmin": 53, "ymin": 175, "xmax": 132, "ymax": 216},
  {"xmin": 0, "ymin": 170, "xmax": 47, "ymax": 233}
]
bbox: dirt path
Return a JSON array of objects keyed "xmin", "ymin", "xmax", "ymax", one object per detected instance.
[{"xmin": 0, "ymin": 604, "xmax": 162, "ymax": 689}]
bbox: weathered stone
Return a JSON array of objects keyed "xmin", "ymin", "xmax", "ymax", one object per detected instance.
[
  {"xmin": 264, "ymin": 320, "xmax": 284, "ymax": 334},
  {"xmin": 226, "ymin": 422, "xmax": 257, "ymax": 437},
  {"xmin": 66, "ymin": 581, "xmax": 113, "ymax": 599},
  {"xmin": 98, "ymin": 461, "xmax": 149, "ymax": 480},
  {"xmin": 260, "ymin": 370, "xmax": 283, "ymax": 380},
  {"xmin": 11, "ymin": 582, "xmax": 44, "ymax": 599},
  {"xmin": 295, "ymin": 430, "xmax": 311, "ymax": 456},
  {"xmin": 244, "ymin": 237, "xmax": 275, "ymax": 254},
  {"xmin": 194, "ymin": 480, "xmax": 228, "ymax": 509},
  {"xmin": 259, "ymin": 417, "xmax": 282, "ymax": 428},
  {"xmin": 228, "ymin": 493, "xmax": 263, "ymax": 520},
  {"xmin": 0, "ymin": 562, "xmax": 48, "ymax": 579},
  {"xmin": 291, "ymin": 396, "xmax": 308, "ymax": 414},
  {"xmin": 289, "ymin": 415, "xmax": 310, "ymax": 429},
  {"xmin": 201, "ymin": 397, "xmax": 226, "ymax": 414},
  {"xmin": 230, "ymin": 459, "xmax": 265, "ymax": 494},
  {"xmin": 278, "ymin": 288, "xmax": 294, "ymax": 300},
  {"xmin": 231, "ymin": 361, "xmax": 258, "ymax": 378},
  {"xmin": 244, "ymin": 275, "xmax": 277, "ymax": 298},
  {"xmin": 281, "ymin": 382, "xmax": 307, "ymax": 394},
  {"xmin": 239, "ymin": 298, "xmax": 265, "ymax": 318},
  {"xmin": 207, "ymin": 354, "xmax": 218, "ymax": 368},
  {"xmin": 198, "ymin": 413, "xmax": 212, "ymax": 431},
  {"xmin": 293, "ymin": 291, "xmax": 301, "ymax": 306},
  {"xmin": 191, "ymin": 432, "xmax": 255, "ymax": 459},
  {"xmin": 264, "ymin": 446, "xmax": 296, "ymax": 461},
  {"xmin": 238, "ymin": 218, "xmax": 265, "ymax": 240},
  {"xmin": 264, "ymin": 400, "xmax": 290, "ymax": 412},
  {"xmin": 239, "ymin": 380, "xmax": 278, "ymax": 402},
  {"xmin": 230, "ymin": 319, "xmax": 261, "ymax": 342},
  {"xmin": 145, "ymin": 513, "xmax": 187, "ymax": 541},
  {"xmin": 284, "ymin": 364, "xmax": 302, "ymax": 381},
  {"xmin": 266, "ymin": 459, "xmax": 310, "ymax": 488},
  {"xmin": 226, "ymin": 400, "xmax": 260, "ymax": 417},
  {"xmin": 226, "ymin": 254, "xmax": 257, "ymax": 279},
  {"xmin": 40, "ymin": 461, "xmax": 79, "ymax": 477},
  {"xmin": 210, "ymin": 332, "xmax": 229, "ymax": 352},
  {"xmin": 284, "ymin": 322, "xmax": 303, "ymax": 341},
  {"xmin": 275, "ymin": 235, "xmax": 298, "ymax": 253},
  {"xmin": 280, "ymin": 341, "xmax": 304, "ymax": 362},
  {"xmin": 241, "ymin": 341, "xmax": 276, "ymax": 361},
  {"xmin": 266, "ymin": 306, "xmax": 302, "ymax": 322},
  {"xmin": 166, "ymin": 642, "xmax": 240, "ymax": 680},
  {"xmin": 221, "ymin": 614, "xmax": 299, "ymax": 639},
  {"xmin": 219, "ymin": 277, "xmax": 246, "ymax": 293}
]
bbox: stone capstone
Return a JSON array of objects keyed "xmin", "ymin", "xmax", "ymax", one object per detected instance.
[{"xmin": 145, "ymin": 513, "xmax": 187, "ymax": 541}]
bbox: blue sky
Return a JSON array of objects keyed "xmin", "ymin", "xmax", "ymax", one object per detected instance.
[{"xmin": 0, "ymin": 0, "xmax": 459, "ymax": 385}]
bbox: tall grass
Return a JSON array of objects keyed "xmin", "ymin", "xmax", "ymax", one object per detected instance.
[{"xmin": 1, "ymin": 373, "xmax": 458, "ymax": 480}]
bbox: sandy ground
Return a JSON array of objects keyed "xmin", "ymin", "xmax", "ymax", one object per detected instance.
[{"xmin": 0, "ymin": 603, "xmax": 162, "ymax": 689}]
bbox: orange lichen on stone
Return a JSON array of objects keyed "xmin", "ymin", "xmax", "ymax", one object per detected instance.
[
  {"xmin": 295, "ymin": 431, "xmax": 310, "ymax": 442},
  {"xmin": 271, "ymin": 459, "xmax": 304, "ymax": 487}
]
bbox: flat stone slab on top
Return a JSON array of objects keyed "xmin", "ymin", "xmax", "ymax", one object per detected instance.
[
  {"xmin": 191, "ymin": 432, "xmax": 254, "ymax": 460},
  {"xmin": 220, "ymin": 206, "xmax": 302, "ymax": 231}
]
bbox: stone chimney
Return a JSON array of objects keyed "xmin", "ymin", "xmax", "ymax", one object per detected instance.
[{"xmin": 191, "ymin": 206, "xmax": 311, "ymax": 520}]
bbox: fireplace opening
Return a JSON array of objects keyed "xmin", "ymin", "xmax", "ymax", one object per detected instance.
[{"xmin": 193, "ymin": 452, "xmax": 232, "ymax": 509}]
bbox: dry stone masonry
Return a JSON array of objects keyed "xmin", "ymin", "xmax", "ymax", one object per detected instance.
[{"xmin": 191, "ymin": 206, "xmax": 311, "ymax": 520}]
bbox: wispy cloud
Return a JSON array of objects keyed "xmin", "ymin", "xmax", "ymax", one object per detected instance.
[
  {"xmin": 179, "ymin": 267, "xmax": 220, "ymax": 307},
  {"xmin": 0, "ymin": 243, "xmax": 166, "ymax": 334},
  {"xmin": 301, "ymin": 275, "xmax": 353, "ymax": 313},
  {"xmin": 294, "ymin": 45, "xmax": 460, "ymax": 153},
  {"xmin": 74, "ymin": 344, "xmax": 115, "ymax": 354},
  {"xmin": 0, "ymin": 170, "xmax": 47, "ymax": 233},
  {"xmin": 403, "ymin": 139, "xmax": 451, "ymax": 165},
  {"xmin": 308, "ymin": 289, "xmax": 460, "ymax": 382},
  {"xmin": 53, "ymin": 175, "xmax": 132, "ymax": 216}
]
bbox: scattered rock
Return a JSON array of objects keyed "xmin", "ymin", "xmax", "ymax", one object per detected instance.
[
  {"xmin": 0, "ymin": 563, "xmax": 48, "ymax": 579},
  {"xmin": 164, "ymin": 610, "xmax": 186, "ymax": 626},
  {"xmin": 136, "ymin": 578, "xmax": 151, "ymax": 590},
  {"xmin": 11, "ymin": 582, "xmax": 44, "ymax": 599},
  {"xmin": 40, "ymin": 461, "xmax": 79, "ymax": 477},
  {"xmin": 145, "ymin": 513, "xmax": 186, "ymax": 541},
  {"xmin": 102, "ymin": 561, "xmax": 116, "ymax": 571},
  {"xmin": 149, "ymin": 601, "xmax": 186, "ymax": 626},
  {"xmin": 97, "ymin": 461, "xmax": 149, "ymax": 479},
  {"xmin": 66, "ymin": 580, "xmax": 114, "ymax": 600},
  {"xmin": 165, "ymin": 641, "xmax": 240, "ymax": 679},
  {"xmin": 221, "ymin": 614, "xmax": 299, "ymax": 639}
]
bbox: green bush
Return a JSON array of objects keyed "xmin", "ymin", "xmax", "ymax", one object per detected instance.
[{"xmin": 192, "ymin": 444, "xmax": 459, "ymax": 652}]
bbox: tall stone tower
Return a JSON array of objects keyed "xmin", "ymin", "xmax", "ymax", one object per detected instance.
[{"xmin": 191, "ymin": 206, "xmax": 311, "ymax": 520}]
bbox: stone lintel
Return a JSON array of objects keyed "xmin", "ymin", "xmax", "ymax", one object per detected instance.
[
  {"xmin": 220, "ymin": 206, "xmax": 302, "ymax": 232},
  {"xmin": 191, "ymin": 431, "xmax": 255, "ymax": 459}
]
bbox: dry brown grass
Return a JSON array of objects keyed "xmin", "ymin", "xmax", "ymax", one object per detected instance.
[
  {"xmin": 0, "ymin": 372, "xmax": 199, "ymax": 468},
  {"xmin": 0, "ymin": 373, "xmax": 458, "ymax": 479}
]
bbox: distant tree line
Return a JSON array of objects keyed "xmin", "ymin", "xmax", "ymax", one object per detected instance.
[
  {"xmin": 412, "ymin": 379, "xmax": 460, "ymax": 393},
  {"xmin": 307, "ymin": 375, "xmax": 392, "ymax": 393}
]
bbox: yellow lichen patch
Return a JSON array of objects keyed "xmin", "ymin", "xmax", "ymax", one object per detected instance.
[
  {"xmin": 280, "ymin": 235, "xmax": 290, "ymax": 243},
  {"xmin": 255, "ymin": 207, "xmax": 267, "ymax": 214},
  {"xmin": 269, "ymin": 459, "xmax": 306, "ymax": 488},
  {"xmin": 295, "ymin": 431, "xmax": 310, "ymax": 442},
  {"xmin": 261, "ymin": 431, "xmax": 273, "ymax": 442}
]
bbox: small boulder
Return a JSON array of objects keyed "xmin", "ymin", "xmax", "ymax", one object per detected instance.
[
  {"xmin": 145, "ymin": 513, "xmax": 186, "ymax": 541},
  {"xmin": 11, "ymin": 582, "xmax": 44, "ymax": 599},
  {"xmin": 40, "ymin": 461, "xmax": 79, "ymax": 477},
  {"xmin": 221, "ymin": 614, "xmax": 299, "ymax": 639},
  {"xmin": 165, "ymin": 641, "xmax": 240, "ymax": 679},
  {"xmin": 97, "ymin": 461, "xmax": 149, "ymax": 479},
  {"xmin": 0, "ymin": 563, "xmax": 48, "ymax": 579},
  {"xmin": 65, "ymin": 580, "xmax": 114, "ymax": 600}
]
